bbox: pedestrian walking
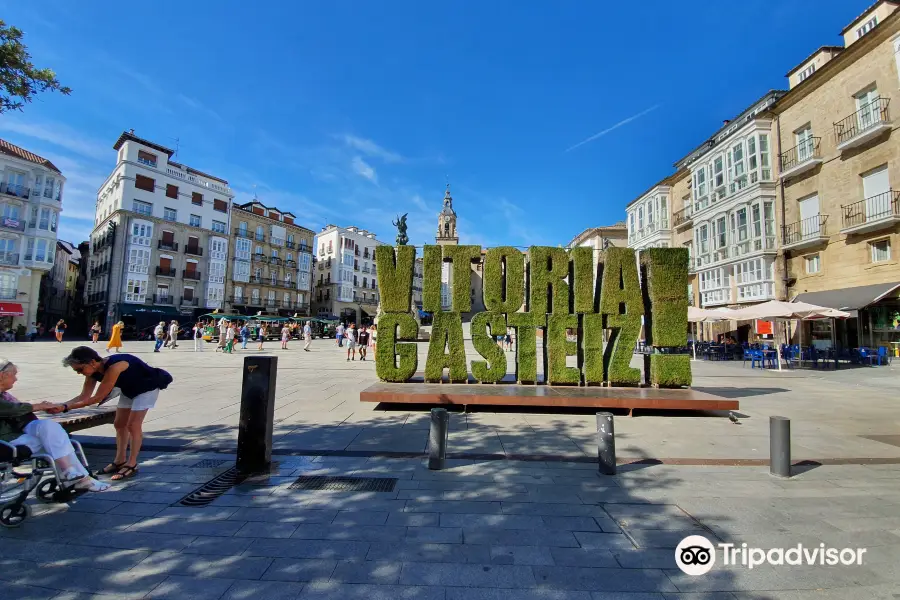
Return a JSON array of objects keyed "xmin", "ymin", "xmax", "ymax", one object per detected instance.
[
  {"xmin": 55, "ymin": 320, "xmax": 66, "ymax": 343},
  {"xmin": 281, "ymin": 324, "xmax": 291, "ymax": 350},
  {"xmin": 192, "ymin": 321, "xmax": 204, "ymax": 352},
  {"xmin": 224, "ymin": 324, "xmax": 236, "ymax": 353},
  {"xmin": 336, "ymin": 322, "xmax": 345, "ymax": 347},
  {"xmin": 303, "ymin": 321, "xmax": 312, "ymax": 352},
  {"xmin": 345, "ymin": 322, "xmax": 357, "ymax": 361},
  {"xmin": 240, "ymin": 322, "xmax": 249, "ymax": 350},
  {"xmin": 90, "ymin": 321, "xmax": 101, "ymax": 344},
  {"xmin": 153, "ymin": 322, "xmax": 166, "ymax": 352},
  {"xmin": 216, "ymin": 318, "xmax": 228, "ymax": 352},
  {"xmin": 107, "ymin": 321, "xmax": 123, "ymax": 353},
  {"xmin": 370, "ymin": 324, "xmax": 377, "ymax": 358},
  {"xmin": 357, "ymin": 326, "xmax": 370, "ymax": 361},
  {"xmin": 167, "ymin": 320, "xmax": 179, "ymax": 349},
  {"xmin": 28, "ymin": 322, "xmax": 38, "ymax": 342},
  {"xmin": 257, "ymin": 324, "xmax": 267, "ymax": 351},
  {"xmin": 505, "ymin": 327, "xmax": 513, "ymax": 352}
]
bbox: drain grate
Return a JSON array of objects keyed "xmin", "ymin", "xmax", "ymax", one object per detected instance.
[
  {"xmin": 190, "ymin": 459, "xmax": 230, "ymax": 469},
  {"xmin": 288, "ymin": 475, "xmax": 397, "ymax": 493},
  {"xmin": 176, "ymin": 467, "xmax": 247, "ymax": 507}
]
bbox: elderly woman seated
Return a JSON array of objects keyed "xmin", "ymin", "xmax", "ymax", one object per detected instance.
[{"xmin": 0, "ymin": 358, "xmax": 108, "ymax": 492}]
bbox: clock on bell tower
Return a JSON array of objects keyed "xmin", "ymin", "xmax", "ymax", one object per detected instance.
[{"xmin": 436, "ymin": 184, "xmax": 459, "ymax": 246}]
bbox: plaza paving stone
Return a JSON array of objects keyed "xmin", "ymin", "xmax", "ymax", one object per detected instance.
[{"xmin": 2, "ymin": 340, "xmax": 899, "ymax": 596}]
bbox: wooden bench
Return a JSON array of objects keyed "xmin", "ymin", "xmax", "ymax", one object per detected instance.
[
  {"xmin": 361, "ymin": 383, "xmax": 738, "ymax": 415},
  {"xmin": 47, "ymin": 403, "xmax": 118, "ymax": 433}
]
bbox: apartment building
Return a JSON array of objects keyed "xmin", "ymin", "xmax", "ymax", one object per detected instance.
[
  {"xmin": 774, "ymin": 0, "xmax": 900, "ymax": 350},
  {"xmin": 0, "ymin": 138, "xmax": 65, "ymax": 330},
  {"xmin": 86, "ymin": 131, "xmax": 234, "ymax": 333},
  {"xmin": 314, "ymin": 225, "xmax": 385, "ymax": 324},
  {"xmin": 38, "ymin": 240, "xmax": 79, "ymax": 329},
  {"xmin": 224, "ymin": 200, "xmax": 315, "ymax": 316}
]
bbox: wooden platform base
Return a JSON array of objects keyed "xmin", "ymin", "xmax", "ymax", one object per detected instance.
[{"xmin": 360, "ymin": 383, "xmax": 738, "ymax": 414}]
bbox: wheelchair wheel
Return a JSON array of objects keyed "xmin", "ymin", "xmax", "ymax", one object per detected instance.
[
  {"xmin": 0, "ymin": 503, "xmax": 31, "ymax": 528},
  {"xmin": 36, "ymin": 478, "xmax": 59, "ymax": 503}
]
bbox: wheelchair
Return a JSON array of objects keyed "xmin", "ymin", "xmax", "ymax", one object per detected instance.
[{"xmin": 0, "ymin": 438, "xmax": 91, "ymax": 528}]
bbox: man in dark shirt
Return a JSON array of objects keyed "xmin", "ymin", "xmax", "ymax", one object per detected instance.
[{"xmin": 357, "ymin": 326, "xmax": 370, "ymax": 361}]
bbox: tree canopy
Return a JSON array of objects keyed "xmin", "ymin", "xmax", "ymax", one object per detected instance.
[{"xmin": 0, "ymin": 20, "xmax": 70, "ymax": 113}]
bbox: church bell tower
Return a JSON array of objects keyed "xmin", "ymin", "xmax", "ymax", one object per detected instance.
[{"xmin": 436, "ymin": 184, "xmax": 459, "ymax": 246}]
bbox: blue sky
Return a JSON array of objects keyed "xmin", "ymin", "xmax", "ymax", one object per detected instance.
[{"xmin": 0, "ymin": 0, "xmax": 874, "ymax": 248}]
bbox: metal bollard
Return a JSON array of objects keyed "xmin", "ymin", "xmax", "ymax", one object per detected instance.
[
  {"xmin": 596, "ymin": 412, "xmax": 616, "ymax": 475},
  {"xmin": 428, "ymin": 408, "xmax": 450, "ymax": 470},
  {"xmin": 769, "ymin": 415, "xmax": 791, "ymax": 478},
  {"xmin": 236, "ymin": 356, "xmax": 278, "ymax": 475}
]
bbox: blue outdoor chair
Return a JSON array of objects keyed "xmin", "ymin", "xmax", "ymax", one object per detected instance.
[
  {"xmin": 750, "ymin": 349, "xmax": 764, "ymax": 369},
  {"xmin": 874, "ymin": 346, "xmax": 891, "ymax": 366}
]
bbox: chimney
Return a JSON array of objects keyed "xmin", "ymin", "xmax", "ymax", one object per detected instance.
[
  {"xmin": 129, "ymin": 128, "xmax": 135, "ymax": 134},
  {"xmin": 723, "ymin": 120, "xmax": 730, "ymax": 126}
]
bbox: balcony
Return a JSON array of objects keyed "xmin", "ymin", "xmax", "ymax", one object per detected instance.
[
  {"xmin": 253, "ymin": 253, "xmax": 268, "ymax": 264},
  {"xmin": 672, "ymin": 206, "xmax": 693, "ymax": 230},
  {"xmin": 782, "ymin": 215, "xmax": 829, "ymax": 250},
  {"xmin": 153, "ymin": 294, "xmax": 173, "ymax": 305},
  {"xmin": 156, "ymin": 266, "xmax": 176, "ymax": 277},
  {"xmin": 270, "ymin": 257, "xmax": 282, "ymax": 266},
  {"xmin": 0, "ymin": 252, "xmax": 18, "ymax": 266},
  {"xmin": 233, "ymin": 228, "xmax": 251, "ymax": 238},
  {"xmin": 285, "ymin": 240, "xmax": 295, "ymax": 249},
  {"xmin": 87, "ymin": 291, "xmax": 106, "ymax": 304},
  {"xmin": 229, "ymin": 295, "xmax": 247, "ymax": 305},
  {"xmin": 285, "ymin": 260, "xmax": 297, "ymax": 268},
  {"xmin": 157, "ymin": 240, "xmax": 178, "ymax": 251},
  {"xmin": 271, "ymin": 237, "xmax": 284, "ymax": 247},
  {"xmin": 248, "ymin": 296, "xmax": 263, "ymax": 306},
  {"xmin": 0, "ymin": 182, "xmax": 30, "ymax": 199},
  {"xmin": 165, "ymin": 166, "xmax": 233, "ymax": 195},
  {"xmin": 834, "ymin": 98, "xmax": 891, "ymax": 151},
  {"xmin": 359, "ymin": 297, "xmax": 379, "ymax": 306},
  {"xmin": 180, "ymin": 296, "xmax": 199, "ymax": 306},
  {"xmin": 779, "ymin": 137, "xmax": 822, "ymax": 179},
  {"xmin": 182, "ymin": 270, "xmax": 202, "ymax": 280},
  {"xmin": 254, "ymin": 233, "xmax": 265, "ymax": 242},
  {"xmin": 0, "ymin": 217, "xmax": 25, "ymax": 232},
  {"xmin": 841, "ymin": 190, "xmax": 900, "ymax": 235},
  {"xmin": 298, "ymin": 245, "xmax": 311, "ymax": 254},
  {"xmin": 185, "ymin": 245, "xmax": 203, "ymax": 256},
  {"xmin": 91, "ymin": 262, "xmax": 109, "ymax": 276}
]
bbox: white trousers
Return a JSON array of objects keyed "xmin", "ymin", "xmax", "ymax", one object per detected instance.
[
  {"xmin": 11, "ymin": 419, "xmax": 77, "ymax": 461},
  {"xmin": 304, "ymin": 334, "xmax": 311, "ymax": 349},
  {"xmin": 194, "ymin": 337, "xmax": 202, "ymax": 351}
]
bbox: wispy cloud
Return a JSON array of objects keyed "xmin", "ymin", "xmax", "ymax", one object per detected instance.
[
  {"xmin": 0, "ymin": 119, "xmax": 109, "ymax": 161},
  {"xmin": 565, "ymin": 104, "xmax": 661, "ymax": 153},
  {"xmin": 340, "ymin": 134, "xmax": 404, "ymax": 163},
  {"xmin": 177, "ymin": 94, "xmax": 222, "ymax": 121},
  {"xmin": 351, "ymin": 156, "xmax": 378, "ymax": 183}
]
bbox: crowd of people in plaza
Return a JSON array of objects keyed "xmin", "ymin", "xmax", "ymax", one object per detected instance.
[{"xmin": 333, "ymin": 322, "xmax": 377, "ymax": 361}]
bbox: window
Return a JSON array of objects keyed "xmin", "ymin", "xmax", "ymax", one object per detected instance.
[
  {"xmin": 137, "ymin": 150, "xmax": 157, "ymax": 167},
  {"xmin": 284, "ymin": 292, "xmax": 291, "ymax": 305},
  {"xmin": 166, "ymin": 184, "xmax": 178, "ymax": 199},
  {"xmin": 298, "ymin": 271, "xmax": 310, "ymax": 291},
  {"xmin": 871, "ymin": 239, "xmax": 891, "ymax": 263},
  {"xmin": 736, "ymin": 207, "xmax": 748, "ymax": 241},
  {"xmin": 285, "ymin": 272, "xmax": 292, "ymax": 287},
  {"xmin": 805, "ymin": 254, "xmax": 820, "ymax": 274},
  {"xmin": 254, "ymin": 267, "xmax": 262, "ymax": 281},
  {"xmin": 35, "ymin": 239, "xmax": 47, "ymax": 262},
  {"xmin": 637, "ymin": 207, "xmax": 644, "ymax": 232},
  {"xmin": 192, "ymin": 192, "xmax": 203, "ymax": 206},
  {"xmin": 287, "ymin": 234, "xmax": 294, "ymax": 245},
  {"xmin": 255, "ymin": 245, "xmax": 263, "ymax": 255},
  {"xmin": 0, "ymin": 273, "xmax": 17, "ymax": 299},
  {"xmin": 132, "ymin": 200, "xmax": 152, "ymax": 216},
  {"xmin": 715, "ymin": 216, "xmax": 726, "ymax": 250},
  {"xmin": 287, "ymin": 252, "xmax": 294, "ymax": 263},
  {"xmin": 213, "ymin": 199, "xmax": 228, "ymax": 212},
  {"xmin": 697, "ymin": 224, "xmax": 708, "ymax": 255},
  {"xmin": 256, "ymin": 225, "xmax": 264, "ymax": 240},
  {"xmin": 212, "ymin": 220, "xmax": 226, "ymax": 233},
  {"xmin": 24, "ymin": 238, "xmax": 33, "ymax": 261},
  {"xmin": 798, "ymin": 63, "xmax": 815, "ymax": 82},
  {"xmin": 190, "ymin": 214, "xmax": 201, "ymax": 227},
  {"xmin": 50, "ymin": 212, "xmax": 58, "ymax": 233},
  {"xmin": 128, "ymin": 248, "xmax": 150, "ymax": 274},
  {"xmin": 125, "ymin": 277, "xmax": 146, "ymax": 303},
  {"xmin": 164, "ymin": 208, "xmax": 177, "ymax": 222},
  {"xmin": 183, "ymin": 287, "xmax": 194, "ymax": 301},
  {"xmin": 157, "ymin": 284, "xmax": 169, "ymax": 299},
  {"xmin": 39, "ymin": 208, "xmax": 50, "ymax": 230},
  {"xmin": 856, "ymin": 16, "xmax": 877, "ymax": 39},
  {"xmin": 233, "ymin": 261, "xmax": 250, "ymax": 282},
  {"xmin": 298, "ymin": 252, "xmax": 311, "ymax": 272},
  {"xmin": 713, "ymin": 156, "xmax": 724, "ymax": 189},
  {"xmin": 234, "ymin": 287, "xmax": 243, "ymax": 300},
  {"xmin": 796, "ymin": 126, "xmax": 814, "ymax": 162},
  {"xmin": 239, "ymin": 222, "xmax": 248, "ymax": 235},
  {"xmin": 363, "ymin": 277, "xmax": 368, "ymax": 288},
  {"xmin": 235, "ymin": 238, "xmax": 251, "ymax": 260},
  {"xmin": 857, "ymin": 88, "xmax": 881, "ymax": 130},
  {"xmin": 210, "ymin": 238, "xmax": 227, "ymax": 260},
  {"xmin": 320, "ymin": 243, "xmax": 325, "ymax": 255},
  {"xmin": 131, "ymin": 222, "xmax": 153, "ymax": 245},
  {"xmin": 272, "ymin": 249, "xmax": 279, "ymax": 258},
  {"xmin": 135, "ymin": 174, "xmax": 155, "ymax": 192}
]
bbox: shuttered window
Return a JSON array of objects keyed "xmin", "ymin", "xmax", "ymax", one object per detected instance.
[{"xmin": 135, "ymin": 174, "xmax": 155, "ymax": 192}]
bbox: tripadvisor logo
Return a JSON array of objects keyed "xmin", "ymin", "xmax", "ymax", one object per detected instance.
[
  {"xmin": 675, "ymin": 535, "xmax": 868, "ymax": 575},
  {"xmin": 374, "ymin": 245, "xmax": 692, "ymax": 388}
]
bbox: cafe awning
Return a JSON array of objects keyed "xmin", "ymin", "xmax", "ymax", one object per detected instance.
[
  {"xmin": 793, "ymin": 282, "xmax": 900, "ymax": 316},
  {"xmin": 0, "ymin": 302, "xmax": 24, "ymax": 316}
]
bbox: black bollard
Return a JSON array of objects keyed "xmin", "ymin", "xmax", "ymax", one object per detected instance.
[
  {"xmin": 236, "ymin": 356, "xmax": 278, "ymax": 475},
  {"xmin": 596, "ymin": 412, "xmax": 616, "ymax": 475},
  {"xmin": 769, "ymin": 415, "xmax": 791, "ymax": 478},
  {"xmin": 428, "ymin": 408, "xmax": 450, "ymax": 470}
]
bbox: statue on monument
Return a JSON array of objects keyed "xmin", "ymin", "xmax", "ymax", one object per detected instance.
[{"xmin": 393, "ymin": 213, "xmax": 409, "ymax": 246}]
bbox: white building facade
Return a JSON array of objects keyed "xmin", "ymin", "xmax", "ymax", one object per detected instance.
[
  {"xmin": 675, "ymin": 92, "xmax": 784, "ymax": 308},
  {"xmin": 0, "ymin": 139, "xmax": 65, "ymax": 329},
  {"xmin": 626, "ymin": 186, "xmax": 672, "ymax": 251},
  {"xmin": 314, "ymin": 225, "xmax": 384, "ymax": 323},
  {"xmin": 87, "ymin": 131, "xmax": 234, "ymax": 331}
]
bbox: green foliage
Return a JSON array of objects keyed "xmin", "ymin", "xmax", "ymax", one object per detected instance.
[
  {"xmin": 422, "ymin": 245, "xmax": 443, "ymax": 313},
  {"xmin": 0, "ymin": 21, "xmax": 71, "ymax": 113},
  {"xmin": 528, "ymin": 246, "xmax": 570, "ymax": 314},
  {"xmin": 470, "ymin": 312, "xmax": 508, "ymax": 383},
  {"xmin": 443, "ymin": 245, "xmax": 482, "ymax": 312},
  {"xmin": 639, "ymin": 248, "xmax": 690, "ymax": 347},
  {"xmin": 582, "ymin": 313, "xmax": 605, "ymax": 385},
  {"xmin": 546, "ymin": 313, "xmax": 580, "ymax": 385},
  {"xmin": 569, "ymin": 246, "xmax": 595, "ymax": 314},
  {"xmin": 483, "ymin": 247, "xmax": 525, "ymax": 313},
  {"xmin": 647, "ymin": 354, "xmax": 692, "ymax": 388},
  {"xmin": 375, "ymin": 313, "xmax": 418, "ymax": 382},
  {"xmin": 424, "ymin": 311, "xmax": 468, "ymax": 383},
  {"xmin": 507, "ymin": 312, "xmax": 545, "ymax": 384},
  {"xmin": 375, "ymin": 245, "xmax": 415, "ymax": 313},
  {"xmin": 599, "ymin": 247, "xmax": 643, "ymax": 386}
]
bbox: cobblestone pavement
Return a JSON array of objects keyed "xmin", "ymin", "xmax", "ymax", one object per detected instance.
[{"xmin": 3, "ymin": 449, "xmax": 900, "ymax": 599}]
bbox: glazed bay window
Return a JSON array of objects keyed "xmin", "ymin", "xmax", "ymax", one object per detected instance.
[
  {"xmin": 235, "ymin": 238, "xmax": 251, "ymax": 261},
  {"xmin": 695, "ymin": 224, "xmax": 709, "ymax": 267},
  {"xmin": 128, "ymin": 248, "xmax": 150, "ymax": 274},
  {"xmin": 700, "ymin": 267, "xmax": 731, "ymax": 306},
  {"xmin": 693, "ymin": 166, "xmax": 709, "ymax": 210},
  {"xmin": 713, "ymin": 156, "xmax": 725, "ymax": 195},
  {"xmin": 659, "ymin": 196, "xmax": 668, "ymax": 228},
  {"xmin": 735, "ymin": 258, "xmax": 774, "ymax": 302},
  {"xmin": 125, "ymin": 277, "xmax": 146, "ymax": 303},
  {"xmin": 233, "ymin": 260, "xmax": 250, "ymax": 283},
  {"xmin": 131, "ymin": 222, "xmax": 153, "ymax": 246}
]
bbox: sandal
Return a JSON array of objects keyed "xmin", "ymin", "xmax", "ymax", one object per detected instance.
[
  {"xmin": 96, "ymin": 462, "xmax": 124, "ymax": 477},
  {"xmin": 110, "ymin": 465, "xmax": 139, "ymax": 481}
]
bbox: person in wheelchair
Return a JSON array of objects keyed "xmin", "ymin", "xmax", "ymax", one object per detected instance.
[{"xmin": 0, "ymin": 358, "xmax": 109, "ymax": 493}]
